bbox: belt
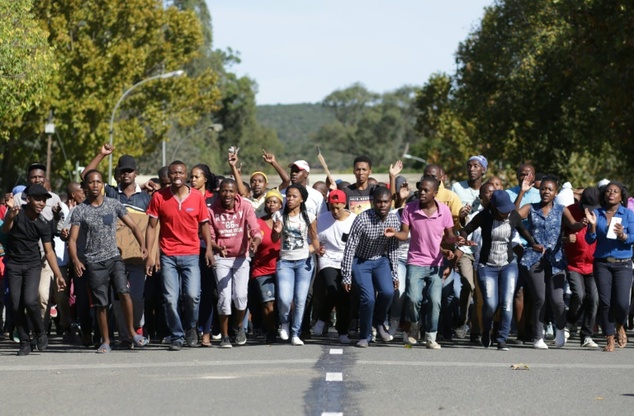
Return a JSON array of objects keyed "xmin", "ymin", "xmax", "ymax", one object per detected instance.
[{"xmin": 598, "ymin": 257, "xmax": 631, "ymax": 264}]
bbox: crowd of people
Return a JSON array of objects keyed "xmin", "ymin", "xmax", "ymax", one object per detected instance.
[{"xmin": 1, "ymin": 144, "xmax": 633, "ymax": 356}]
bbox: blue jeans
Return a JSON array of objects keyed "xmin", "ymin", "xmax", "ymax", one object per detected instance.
[
  {"xmin": 477, "ymin": 261, "xmax": 518, "ymax": 344},
  {"xmin": 352, "ymin": 257, "xmax": 394, "ymax": 341},
  {"xmin": 160, "ymin": 254, "xmax": 201, "ymax": 344},
  {"xmin": 405, "ymin": 265, "xmax": 442, "ymax": 334},
  {"xmin": 276, "ymin": 257, "xmax": 314, "ymax": 337}
]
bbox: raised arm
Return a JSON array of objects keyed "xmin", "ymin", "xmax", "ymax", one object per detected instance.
[
  {"xmin": 262, "ymin": 150, "xmax": 290, "ymax": 190},
  {"xmin": 81, "ymin": 144, "xmax": 113, "ymax": 179},
  {"xmin": 228, "ymin": 150, "xmax": 249, "ymax": 197},
  {"xmin": 388, "ymin": 160, "xmax": 403, "ymax": 198}
]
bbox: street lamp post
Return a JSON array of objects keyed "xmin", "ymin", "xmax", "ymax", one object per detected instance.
[{"xmin": 108, "ymin": 70, "xmax": 185, "ymax": 181}]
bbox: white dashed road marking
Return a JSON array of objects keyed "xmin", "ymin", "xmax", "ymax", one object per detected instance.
[
  {"xmin": 329, "ymin": 348, "xmax": 343, "ymax": 355},
  {"xmin": 325, "ymin": 372, "xmax": 343, "ymax": 382}
]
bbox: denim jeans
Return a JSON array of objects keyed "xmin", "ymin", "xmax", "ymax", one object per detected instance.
[
  {"xmin": 160, "ymin": 254, "xmax": 201, "ymax": 344},
  {"xmin": 594, "ymin": 260, "xmax": 633, "ymax": 336},
  {"xmin": 389, "ymin": 258, "xmax": 407, "ymax": 324},
  {"xmin": 277, "ymin": 257, "xmax": 314, "ymax": 338},
  {"xmin": 477, "ymin": 260, "xmax": 518, "ymax": 344},
  {"xmin": 404, "ymin": 265, "xmax": 442, "ymax": 334},
  {"xmin": 352, "ymin": 257, "xmax": 394, "ymax": 341}
]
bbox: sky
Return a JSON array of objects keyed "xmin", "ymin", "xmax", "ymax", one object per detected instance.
[{"xmin": 207, "ymin": 0, "xmax": 494, "ymax": 105}]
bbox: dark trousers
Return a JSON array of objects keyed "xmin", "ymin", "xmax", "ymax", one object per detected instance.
[
  {"xmin": 566, "ymin": 270, "xmax": 598, "ymax": 340},
  {"xmin": 523, "ymin": 259, "xmax": 566, "ymax": 341},
  {"xmin": 318, "ymin": 267, "xmax": 351, "ymax": 336},
  {"xmin": 198, "ymin": 250, "xmax": 218, "ymax": 335},
  {"xmin": 6, "ymin": 262, "xmax": 45, "ymax": 346},
  {"xmin": 594, "ymin": 260, "xmax": 633, "ymax": 336},
  {"xmin": 72, "ymin": 262, "xmax": 96, "ymax": 342}
]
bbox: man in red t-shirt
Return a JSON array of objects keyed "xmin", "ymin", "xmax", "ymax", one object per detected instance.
[
  {"xmin": 564, "ymin": 187, "xmax": 599, "ymax": 348},
  {"xmin": 145, "ymin": 160, "xmax": 214, "ymax": 351}
]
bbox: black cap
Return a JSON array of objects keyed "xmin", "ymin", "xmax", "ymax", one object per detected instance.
[
  {"xmin": 26, "ymin": 184, "xmax": 52, "ymax": 199},
  {"xmin": 490, "ymin": 190, "xmax": 515, "ymax": 214},
  {"xmin": 116, "ymin": 155, "xmax": 137, "ymax": 171},
  {"xmin": 580, "ymin": 187, "xmax": 601, "ymax": 212},
  {"xmin": 28, "ymin": 163, "xmax": 46, "ymax": 173}
]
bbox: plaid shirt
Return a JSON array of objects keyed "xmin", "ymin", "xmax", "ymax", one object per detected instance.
[{"xmin": 341, "ymin": 209, "xmax": 401, "ymax": 285}]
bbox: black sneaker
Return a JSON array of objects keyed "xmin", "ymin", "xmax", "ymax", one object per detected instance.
[
  {"xmin": 235, "ymin": 328, "xmax": 247, "ymax": 345},
  {"xmin": 481, "ymin": 331, "xmax": 491, "ymax": 348},
  {"xmin": 17, "ymin": 344, "xmax": 31, "ymax": 356},
  {"xmin": 219, "ymin": 336, "xmax": 232, "ymax": 349},
  {"xmin": 36, "ymin": 334, "xmax": 48, "ymax": 352},
  {"xmin": 265, "ymin": 332, "xmax": 276, "ymax": 344},
  {"xmin": 185, "ymin": 328, "xmax": 199, "ymax": 347},
  {"xmin": 168, "ymin": 341, "xmax": 182, "ymax": 351},
  {"xmin": 497, "ymin": 341, "xmax": 509, "ymax": 351}
]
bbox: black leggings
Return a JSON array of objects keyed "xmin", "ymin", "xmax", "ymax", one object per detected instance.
[
  {"xmin": 523, "ymin": 259, "xmax": 566, "ymax": 341},
  {"xmin": 317, "ymin": 267, "xmax": 351, "ymax": 335}
]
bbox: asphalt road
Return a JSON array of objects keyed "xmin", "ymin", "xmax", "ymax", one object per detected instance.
[{"xmin": 1, "ymin": 332, "xmax": 633, "ymax": 416}]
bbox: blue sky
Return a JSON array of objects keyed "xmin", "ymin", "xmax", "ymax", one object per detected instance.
[{"xmin": 207, "ymin": 1, "xmax": 493, "ymax": 105}]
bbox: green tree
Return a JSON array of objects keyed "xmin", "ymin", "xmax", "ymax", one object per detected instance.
[
  {"xmin": 314, "ymin": 83, "xmax": 419, "ymax": 170},
  {"xmin": 1, "ymin": 0, "xmax": 221, "ymax": 189},
  {"xmin": 0, "ymin": 0, "xmax": 54, "ymax": 135},
  {"xmin": 453, "ymin": 0, "xmax": 634, "ymax": 185}
]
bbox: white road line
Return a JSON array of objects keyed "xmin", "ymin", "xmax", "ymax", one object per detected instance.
[
  {"xmin": 329, "ymin": 348, "xmax": 343, "ymax": 355},
  {"xmin": 321, "ymin": 413, "xmax": 343, "ymax": 416},
  {"xmin": 325, "ymin": 372, "xmax": 343, "ymax": 382}
]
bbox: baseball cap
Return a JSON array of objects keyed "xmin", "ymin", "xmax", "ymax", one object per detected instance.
[
  {"xmin": 25, "ymin": 183, "xmax": 52, "ymax": 199},
  {"xmin": 28, "ymin": 162, "xmax": 46, "ymax": 172},
  {"xmin": 395, "ymin": 175, "xmax": 407, "ymax": 190},
  {"xmin": 490, "ymin": 190, "xmax": 515, "ymax": 214},
  {"xmin": 288, "ymin": 160, "xmax": 310, "ymax": 173},
  {"xmin": 12, "ymin": 185, "xmax": 26, "ymax": 196},
  {"xmin": 580, "ymin": 187, "xmax": 601, "ymax": 212},
  {"xmin": 328, "ymin": 189, "xmax": 347, "ymax": 204},
  {"xmin": 117, "ymin": 155, "xmax": 137, "ymax": 171}
]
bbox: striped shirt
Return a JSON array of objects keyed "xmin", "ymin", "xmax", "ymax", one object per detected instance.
[{"xmin": 341, "ymin": 209, "xmax": 401, "ymax": 285}]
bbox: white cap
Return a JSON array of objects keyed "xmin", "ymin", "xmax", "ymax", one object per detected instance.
[
  {"xmin": 597, "ymin": 178, "xmax": 610, "ymax": 188},
  {"xmin": 288, "ymin": 160, "xmax": 310, "ymax": 173}
]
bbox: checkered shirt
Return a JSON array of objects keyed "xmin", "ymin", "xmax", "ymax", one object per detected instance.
[{"xmin": 341, "ymin": 209, "xmax": 401, "ymax": 285}]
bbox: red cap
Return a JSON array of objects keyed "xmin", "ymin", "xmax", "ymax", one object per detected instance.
[{"xmin": 328, "ymin": 189, "xmax": 347, "ymax": 204}]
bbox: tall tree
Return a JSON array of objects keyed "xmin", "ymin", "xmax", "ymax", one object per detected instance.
[
  {"xmin": 0, "ymin": 0, "xmax": 54, "ymax": 134},
  {"xmin": 1, "ymin": 0, "xmax": 221, "ymax": 189}
]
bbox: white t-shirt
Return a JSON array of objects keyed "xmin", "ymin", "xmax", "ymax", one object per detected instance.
[
  {"xmin": 279, "ymin": 212, "xmax": 316, "ymax": 261},
  {"xmin": 316, "ymin": 210, "xmax": 356, "ymax": 271},
  {"xmin": 281, "ymin": 186, "xmax": 326, "ymax": 218}
]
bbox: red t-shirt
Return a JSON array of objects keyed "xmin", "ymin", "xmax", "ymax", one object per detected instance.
[
  {"xmin": 147, "ymin": 186, "xmax": 209, "ymax": 256},
  {"xmin": 564, "ymin": 203, "xmax": 595, "ymax": 275},
  {"xmin": 251, "ymin": 218, "xmax": 280, "ymax": 278}
]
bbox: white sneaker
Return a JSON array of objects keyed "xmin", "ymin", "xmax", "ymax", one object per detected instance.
[
  {"xmin": 377, "ymin": 324, "xmax": 393, "ymax": 342},
  {"xmin": 403, "ymin": 332, "xmax": 418, "ymax": 345},
  {"xmin": 338, "ymin": 334, "xmax": 351, "ymax": 344},
  {"xmin": 356, "ymin": 339, "xmax": 369, "ymax": 348},
  {"xmin": 426, "ymin": 340, "xmax": 441, "ymax": 349},
  {"xmin": 279, "ymin": 323, "xmax": 290, "ymax": 341},
  {"xmin": 533, "ymin": 338, "xmax": 549, "ymax": 349},
  {"xmin": 313, "ymin": 320, "xmax": 326, "ymax": 336},
  {"xmin": 371, "ymin": 327, "xmax": 377, "ymax": 343},
  {"xmin": 554, "ymin": 328, "xmax": 566, "ymax": 348},
  {"xmin": 211, "ymin": 333, "xmax": 222, "ymax": 341},
  {"xmin": 564, "ymin": 327, "xmax": 570, "ymax": 340},
  {"xmin": 582, "ymin": 337, "xmax": 599, "ymax": 348},
  {"xmin": 545, "ymin": 323, "xmax": 554, "ymax": 340},
  {"xmin": 291, "ymin": 336, "xmax": 304, "ymax": 346}
]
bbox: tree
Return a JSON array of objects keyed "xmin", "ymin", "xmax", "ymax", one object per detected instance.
[
  {"xmin": 1, "ymin": 0, "xmax": 221, "ymax": 189},
  {"xmin": 314, "ymin": 84, "xmax": 419, "ymax": 170},
  {"xmin": 0, "ymin": 0, "xmax": 54, "ymax": 135},
  {"xmin": 453, "ymin": 0, "xmax": 634, "ymax": 186}
]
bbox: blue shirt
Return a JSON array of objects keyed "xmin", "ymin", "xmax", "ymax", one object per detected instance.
[
  {"xmin": 507, "ymin": 185, "xmax": 541, "ymax": 247},
  {"xmin": 520, "ymin": 203, "xmax": 566, "ymax": 273},
  {"xmin": 585, "ymin": 205, "xmax": 634, "ymax": 259}
]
